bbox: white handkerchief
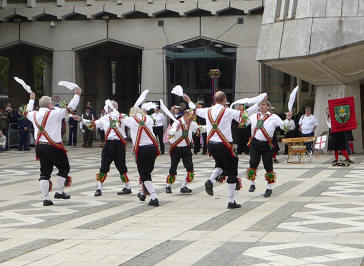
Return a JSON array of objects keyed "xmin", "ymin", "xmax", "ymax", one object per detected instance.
[
  {"xmin": 171, "ymin": 85, "xmax": 184, "ymax": 97},
  {"xmin": 14, "ymin": 77, "xmax": 33, "ymax": 94},
  {"xmin": 58, "ymin": 81, "xmax": 79, "ymax": 91}
]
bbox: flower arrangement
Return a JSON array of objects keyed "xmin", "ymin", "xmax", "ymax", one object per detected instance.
[{"xmin": 208, "ymin": 69, "xmax": 221, "ymax": 78}]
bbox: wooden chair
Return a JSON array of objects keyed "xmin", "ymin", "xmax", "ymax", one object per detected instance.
[{"xmin": 282, "ymin": 137, "xmax": 316, "ymax": 164}]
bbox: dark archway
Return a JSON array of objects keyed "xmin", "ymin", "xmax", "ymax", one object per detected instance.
[
  {"xmin": 75, "ymin": 41, "xmax": 142, "ymax": 114},
  {"xmin": 165, "ymin": 38, "xmax": 237, "ymax": 107},
  {"xmin": 0, "ymin": 43, "xmax": 52, "ymax": 107}
]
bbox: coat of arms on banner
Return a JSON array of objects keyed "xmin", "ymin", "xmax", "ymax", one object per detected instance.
[
  {"xmin": 328, "ymin": 96, "xmax": 356, "ymax": 133},
  {"xmin": 334, "ymin": 105, "xmax": 350, "ymax": 124}
]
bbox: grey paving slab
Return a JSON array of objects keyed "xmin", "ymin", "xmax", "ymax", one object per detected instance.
[
  {"xmin": 77, "ymin": 200, "xmax": 171, "ymax": 229},
  {"xmin": 273, "ymin": 246, "xmax": 337, "ymax": 258},
  {"xmin": 323, "ymin": 257, "xmax": 363, "ymax": 266},
  {"xmin": 300, "ymin": 180, "xmax": 337, "ymax": 197},
  {"xmin": 0, "ymin": 238, "xmax": 62, "ymax": 263},
  {"xmin": 247, "ymin": 201, "xmax": 306, "ymax": 232},
  {"xmin": 121, "ymin": 240, "xmax": 193, "ymax": 266},
  {"xmin": 192, "ymin": 242, "xmax": 269, "ymax": 266},
  {"xmin": 191, "ymin": 201, "xmax": 264, "ymax": 231}
]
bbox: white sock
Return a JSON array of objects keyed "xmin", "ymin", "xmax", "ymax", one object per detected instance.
[
  {"xmin": 209, "ymin": 167, "xmax": 223, "ymax": 183},
  {"xmin": 228, "ymin": 183, "xmax": 235, "ymax": 203},
  {"xmin": 182, "ymin": 179, "xmax": 187, "ymax": 187},
  {"xmin": 267, "ymin": 184, "xmax": 272, "ymax": 190},
  {"xmin": 97, "ymin": 181, "xmax": 103, "ymax": 190},
  {"xmin": 124, "ymin": 182, "xmax": 130, "ymax": 189},
  {"xmin": 251, "ymin": 180, "xmax": 255, "ymax": 185},
  {"xmin": 40, "ymin": 180, "xmax": 50, "ymax": 200},
  {"xmin": 56, "ymin": 176, "xmax": 66, "ymax": 194},
  {"xmin": 144, "ymin": 181, "xmax": 157, "ymax": 200}
]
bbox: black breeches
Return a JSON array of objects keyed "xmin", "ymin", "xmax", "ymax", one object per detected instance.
[
  {"xmin": 153, "ymin": 126, "xmax": 165, "ymax": 154},
  {"xmin": 169, "ymin": 146, "xmax": 194, "ymax": 176},
  {"xmin": 100, "ymin": 140, "xmax": 127, "ymax": 175},
  {"xmin": 35, "ymin": 144, "xmax": 70, "ymax": 179},
  {"xmin": 137, "ymin": 145, "xmax": 157, "ymax": 182},
  {"xmin": 208, "ymin": 142, "xmax": 238, "ymax": 183},
  {"xmin": 249, "ymin": 138, "xmax": 273, "ymax": 172}
]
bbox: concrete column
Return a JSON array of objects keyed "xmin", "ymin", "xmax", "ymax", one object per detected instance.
[
  {"xmin": 141, "ymin": 48, "xmax": 166, "ymax": 103},
  {"xmin": 314, "ymin": 82, "xmax": 362, "ymax": 153},
  {"xmin": 52, "ymin": 50, "xmax": 75, "ymax": 104}
]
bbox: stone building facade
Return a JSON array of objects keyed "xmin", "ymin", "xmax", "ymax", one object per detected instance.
[
  {"xmin": 257, "ymin": 0, "xmax": 364, "ymax": 152},
  {"xmin": 0, "ymin": 0, "xmax": 264, "ymax": 114}
]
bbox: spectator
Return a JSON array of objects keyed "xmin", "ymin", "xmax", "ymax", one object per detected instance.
[
  {"xmin": 81, "ymin": 106, "xmax": 94, "ymax": 148},
  {"xmin": 298, "ymin": 106, "xmax": 318, "ymax": 153},
  {"xmin": 5, "ymin": 102, "xmax": 12, "ymax": 114},
  {"xmin": 98, "ymin": 109, "xmax": 106, "ymax": 144},
  {"xmin": 68, "ymin": 112, "xmax": 79, "ymax": 146},
  {"xmin": 0, "ymin": 129, "xmax": 6, "ymax": 152},
  {"xmin": 0, "ymin": 109, "xmax": 9, "ymax": 150},
  {"xmin": 86, "ymin": 101, "xmax": 96, "ymax": 118},
  {"xmin": 18, "ymin": 108, "xmax": 31, "ymax": 151},
  {"xmin": 152, "ymin": 106, "xmax": 166, "ymax": 155}
]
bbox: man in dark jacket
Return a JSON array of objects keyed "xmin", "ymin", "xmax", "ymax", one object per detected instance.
[
  {"xmin": 18, "ymin": 110, "xmax": 31, "ymax": 151},
  {"xmin": 68, "ymin": 113, "xmax": 79, "ymax": 146}
]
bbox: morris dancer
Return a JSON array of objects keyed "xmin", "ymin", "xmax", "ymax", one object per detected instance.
[
  {"xmin": 122, "ymin": 97, "xmax": 160, "ymax": 206},
  {"xmin": 166, "ymin": 109, "xmax": 199, "ymax": 194},
  {"xmin": 184, "ymin": 92, "xmax": 243, "ymax": 209},
  {"xmin": 246, "ymin": 100, "xmax": 291, "ymax": 198},
  {"xmin": 25, "ymin": 88, "xmax": 81, "ymax": 206},
  {"xmin": 89, "ymin": 100, "xmax": 131, "ymax": 197}
]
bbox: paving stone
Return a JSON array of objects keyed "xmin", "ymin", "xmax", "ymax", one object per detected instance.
[
  {"xmin": 121, "ymin": 240, "xmax": 193, "ymax": 266},
  {"xmin": 0, "ymin": 239, "xmax": 62, "ymax": 263}
]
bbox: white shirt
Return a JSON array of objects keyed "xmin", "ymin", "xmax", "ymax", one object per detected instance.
[
  {"xmin": 326, "ymin": 117, "xmax": 331, "ymax": 129},
  {"xmin": 299, "ymin": 114, "xmax": 318, "ymax": 134},
  {"xmin": 152, "ymin": 112, "xmax": 166, "ymax": 127},
  {"xmin": 26, "ymin": 94, "xmax": 80, "ymax": 143},
  {"xmin": 123, "ymin": 114, "xmax": 156, "ymax": 146},
  {"xmin": 283, "ymin": 119, "xmax": 295, "ymax": 131},
  {"xmin": 249, "ymin": 112, "xmax": 284, "ymax": 141},
  {"xmin": 195, "ymin": 104, "xmax": 240, "ymax": 143},
  {"xmin": 94, "ymin": 110, "xmax": 126, "ymax": 140},
  {"xmin": 169, "ymin": 117, "xmax": 198, "ymax": 147}
]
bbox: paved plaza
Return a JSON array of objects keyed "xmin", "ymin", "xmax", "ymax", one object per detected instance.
[{"xmin": 0, "ymin": 145, "xmax": 364, "ymax": 265}]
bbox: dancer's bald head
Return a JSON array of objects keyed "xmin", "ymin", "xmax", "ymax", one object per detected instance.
[{"xmin": 214, "ymin": 91, "xmax": 226, "ymax": 105}]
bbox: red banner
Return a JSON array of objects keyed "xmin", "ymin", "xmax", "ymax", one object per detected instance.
[{"xmin": 328, "ymin": 96, "xmax": 356, "ymax": 133}]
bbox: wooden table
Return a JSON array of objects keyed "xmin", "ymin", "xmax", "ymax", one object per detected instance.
[{"xmin": 282, "ymin": 137, "xmax": 316, "ymax": 163}]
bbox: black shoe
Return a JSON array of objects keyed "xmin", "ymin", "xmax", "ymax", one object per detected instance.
[
  {"xmin": 273, "ymin": 159, "xmax": 279, "ymax": 163},
  {"xmin": 346, "ymin": 159, "xmax": 354, "ymax": 164},
  {"xmin": 94, "ymin": 189, "xmax": 102, "ymax": 197},
  {"xmin": 24, "ymin": 148, "xmax": 31, "ymax": 151},
  {"xmin": 201, "ymin": 152, "xmax": 207, "ymax": 155},
  {"xmin": 205, "ymin": 180, "xmax": 213, "ymax": 196},
  {"xmin": 227, "ymin": 201, "xmax": 241, "ymax": 209},
  {"xmin": 249, "ymin": 184, "xmax": 256, "ymax": 192},
  {"xmin": 180, "ymin": 186, "xmax": 192, "ymax": 193},
  {"xmin": 43, "ymin": 199, "xmax": 53, "ymax": 206},
  {"xmin": 332, "ymin": 160, "xmax": 338, "ymax": 164},
  {"xmin": 137, "ymin": 192, "xmax": 146, "ymax": 201},
  {"xmin": 194, "ymin": 151, "xmax": 198, "ymax": 155},
  {"xmin": 165, "ymin": 186, "xmax": 172, "ymax": 193},
  {"xmin": 264, "ymin": 189, "xmax": 272, "ymax": 198},
  {"xmin": 148, "ymin": 198, "xmax": 159, "ymax": 207},
  {"xmin": 117, "ymin": 188, "xmax": 132, "ymax": 195},
  {"xmin": 54, "ymin": 192, "xmax": 71, "ymax": 199}
]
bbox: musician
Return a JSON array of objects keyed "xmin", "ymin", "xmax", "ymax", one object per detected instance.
[
  {"xmin": 25, "ymin": 88, "xmax": 81, "ymax": 206},
  {"xmin": 246, "ymin": 100, "xmax": 291, "ymax": 198},
  {"xmin": 298, "ymin": 107, "xmax": 318, "ymax": 154},
  {"xmin": 283, "ymin": 113, "xmax": 296, "ymax": 155}
]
